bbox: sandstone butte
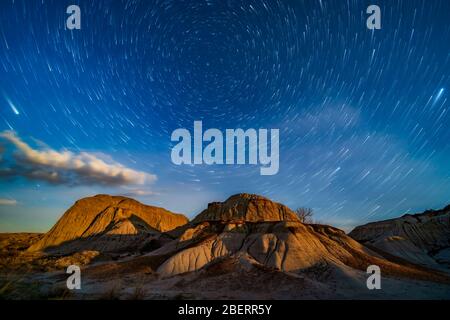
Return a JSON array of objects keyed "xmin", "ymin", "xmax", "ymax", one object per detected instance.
[
  {"xmin": 27, "ymin": 193, "xmax": 449, "ymax": 285},
  {"xmin": 146, "ymin": 194, "xmax": 445, "ymax": 283},
  {"xmin": 27, "ymin": 194, "xmax": 188, "ymax": 253}
]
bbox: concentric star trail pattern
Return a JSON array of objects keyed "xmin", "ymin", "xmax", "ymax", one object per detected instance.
[{"xmin": 0, "ymin": 0, "xmax": 449, "ymax": 232}]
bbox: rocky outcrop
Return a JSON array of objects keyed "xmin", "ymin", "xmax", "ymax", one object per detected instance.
[
  {"xmin": 145, "ymin": 194, "xmax": 445, "ymax": 283},
  {"xmin": 192, "ymin": 193, "xmax": 300, "ymax": 223},
  {"xmin": 349, "ymin": 205, "xmax": 450, "ymax": 270},
  {"xmin": 28, "ymin": 195, "xmax": 188, "ymax": 253},
  {"xmin": 6, "ymin": 194, "xmax": 449, "ymax": 300}
]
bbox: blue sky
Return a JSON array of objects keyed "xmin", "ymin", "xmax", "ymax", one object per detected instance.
[{"xmin": 0, "ymin": 0, "xmax": 449, "ymax": 232}]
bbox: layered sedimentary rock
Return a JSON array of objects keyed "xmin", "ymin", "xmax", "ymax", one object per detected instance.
[
  {"xmin": 145, "ymin": 194, "xmax": 441, "ymax": 282},
  {"xmin": 9, "ymin": 193, "xmax": 449, "ymax": 299},
  {"xmin": 191, "ymin": 193, "xmax": 299, "ymax": 223},
  {"xmin": 28, "ymin": 194, "xmax": 188, "ymax": 253},
  {"xmin": 349, "ymin": 205, "xmax": 450, "ymax": 270}
]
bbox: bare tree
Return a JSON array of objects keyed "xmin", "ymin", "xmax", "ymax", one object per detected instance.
[{"xmin": 295, "ymin": 207, "xmax": 314, "ymax": 224}]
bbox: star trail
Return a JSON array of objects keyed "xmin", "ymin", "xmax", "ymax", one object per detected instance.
[{"xmin": 0, "ymin": 0, "xmax": 449, "ymax": 232}]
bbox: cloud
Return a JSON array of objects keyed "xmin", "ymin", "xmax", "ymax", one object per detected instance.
[
  {"xmin": 298, "ymin": 104, "xmax": 361, "ymax": 131},
  {"xmin": 0, "ymin": 131, "xmax": 157, "ymax": 186},
  {"xmin": 0, "ymin": 198, "xmax": 17, "ymax": 206},
  {"xmin": 120, "ymin": 188, "xmax": 160, "ymax": 197}
]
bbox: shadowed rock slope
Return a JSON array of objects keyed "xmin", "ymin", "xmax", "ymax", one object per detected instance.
[
  {"xmin": 349, "ymin": 205, "xmax": 450, "ymax": 270},
  {"xmin": 143, "ymin": 194, "xmax": 447, "ymax": 284},
  {"xmin": 28, "ymin": 195, "xmax": 188, "ymax": 254}
]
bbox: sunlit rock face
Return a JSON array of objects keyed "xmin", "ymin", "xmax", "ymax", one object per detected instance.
[
  {"xmin": 151, "ymin": 194, "xmax": 431, "ymax": 280},
  {"xmin": 28, "ymin": 194, "xmax": 188, "ymax": 254},
  {"xmin": 192, "ymin": 193, "xmax": 301, "ymax": 223}
]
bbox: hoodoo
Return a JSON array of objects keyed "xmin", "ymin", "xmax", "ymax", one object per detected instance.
[{"xmin": 145, "ymin": 193, "xmax": 441, "ymax": 284}]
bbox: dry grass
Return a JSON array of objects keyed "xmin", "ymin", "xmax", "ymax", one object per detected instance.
[
  {"xmin": 0, "ymin": 275, "xmax": 43, "ymax": 300},
  {"xmin": 0, "ymin": 278, "xmax": 16, "ymax": 298}
]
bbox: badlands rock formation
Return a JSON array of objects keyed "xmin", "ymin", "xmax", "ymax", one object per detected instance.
[
  {"xmin": 349, "ymin": 205, "xmax": 450, "ymax": 270},
  {"xmin": 28, "ymin": 194, "xmax": 188, "ymax": 254},
  {"xmin": 144, "ymin": 194, "xmax": 445, "ymax": 283},
  {"xmin": 191, "ymin": 193, "xmax": 299, "ymax": 223},
  {"xmin": 4, "ymin": 193, "xmax": 450, "ymax": 299}
]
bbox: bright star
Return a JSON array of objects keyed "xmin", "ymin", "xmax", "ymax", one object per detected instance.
[
  {"xmin": 432, "ymin": 88, "xmax": 445, "ymax": 106},
  {"xmin": 6, "ymin": 98, "xmax": 19, "ymax": 115}
]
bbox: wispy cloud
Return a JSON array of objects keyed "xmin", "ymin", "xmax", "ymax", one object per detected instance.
[
  {"xmin": 0, "ymin": 198, "xmax": 17, "ymax": 206},
  {"xmin": 120, "ymin": 187, "xmax": 160, "ymax": 197},
  {"xmin": 0, "ymin": 131, "xmax": 157, "ymax": 186},
  {"xmin": 298, "ymin": 104, "xmax": 361, "ymax": 131}
]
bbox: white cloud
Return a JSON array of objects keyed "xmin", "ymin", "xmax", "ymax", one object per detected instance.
[
  {"xmin": 0, "ymin": 198, "xmax": 17, "ymax": 206},
  {"xmin": 0, "ymin": 131, "xmax": 157, "ymax": 186}
]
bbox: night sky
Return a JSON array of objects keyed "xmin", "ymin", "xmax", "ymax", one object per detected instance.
[{"xmin": 0, "ymin": 0, "xmax": 449, "ymax": 232}]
